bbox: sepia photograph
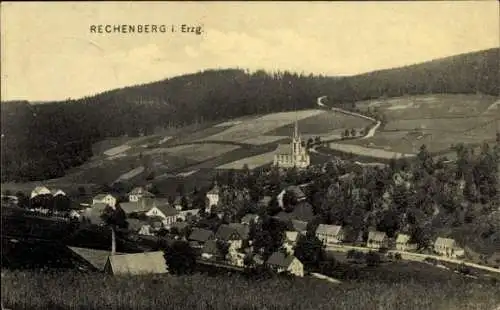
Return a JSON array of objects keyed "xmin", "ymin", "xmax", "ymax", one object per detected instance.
[{"xmin": 1, "ymin": 1, "xmax": 499, "ymax": 309}]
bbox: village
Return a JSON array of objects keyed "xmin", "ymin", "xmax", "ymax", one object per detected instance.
[{"xmin": 3, "ymin": 121, "xmax": 498, "ymax": 279}]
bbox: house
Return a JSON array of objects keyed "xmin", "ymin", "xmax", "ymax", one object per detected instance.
[
  {"xmin": 120, "ymin": 200, "xmax": 150, "ymax": 216},
  {"xmin": 188, "ymin": 228, "xmax": 215, "ymax": 248},
  {"xmin": 177, "ymin": 209, "xmax": 200, "ymax": 222},
  {"xmin": 274, "ymin": 201, "xmax": 315, "ymax": 223},
  {"xmin": 170, "ymin": 221, "xmax": 189, "ymax": 233},
  {"xmin": 434, "ymin": 237, "xmax": 465, "ymax": 258},
  {"xmin": 315, "ymin": 224, "xmax": 344, "ymax": 245},
  {"xmin": 201, "ymin": 240, "xmax": 222, "ymax": 260},
  {"xmin": 273, "ymin": 121, "xmax": 310, "ymax": 169},
  {"xmin": 206, "ymin": 183, "xmax": 220, "ymax": 212},
  {"xmin": 128, "ymin": 187, "xmax": 155, "ymax": 202},
  {"xmin": 277, "ymin": 186, "xmax": 306, "ymax": 208},
  {"xmin": 290, "ymin": 219, "xmax": 308, "ymax": 235},
  {"xmin": 266, "ymin": 251, "xmax": 304, "ymax": 277},
  {"xmin": 68, "ymin": 246, "xmax": 125, "ymax": 271},
  {"xmin": 216, "ymin": 224, "xmax": 244, "ymax": 251},
  {"xmin": 227, "ymin": 223, "xmax": 250, "ymax": 241},
  {"xmin": 92, "ymin": 194, "xmax": 117, "ymax": 208},
  {"xmin": 367, "ymin": 231, "xmax": 389, "ymax": 249},
  {"xmin": 241, "ymin": 213, "xmax": 260, "ymax": 225},
  {"xmin": 30, "ymin": 186, "xmax": 51, "ymax": 199},
  {"xmin": 395, "ymin": 233, "xmax": 417, "ymax": 252},
  {"xmin": 50, "ymin": 189, "xmax": 66, "ymax": 197},
  {"xmin": 283, "ymin": 231, "xmax": 299, "ymax": 254},
  {"xmin": 104, "ymin": 251, "xmax": 168, "ymax": 276},
  {"xmin": 146, "ymin": 204, "xmax": 179, "ymax": 228}
]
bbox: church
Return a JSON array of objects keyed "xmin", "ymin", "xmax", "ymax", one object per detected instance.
[{"xmin": 273, "ymin": 121, "xmax": 310, "ymax": 169}]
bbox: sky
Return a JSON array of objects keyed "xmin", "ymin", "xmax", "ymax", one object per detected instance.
[{"xmin": 1, "ymin": 1, "xmax": 499, "ymax": 101}]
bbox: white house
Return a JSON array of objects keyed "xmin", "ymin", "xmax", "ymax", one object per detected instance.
[
  {"xmin": 30, "ymin": 186, "xmax": 51, "ymax": 199},
  {"xmin": 206, "ymin": 183, "xmax": 220, "ymax": 213},
  {"xmin": 266, "ymin": 251, "xmax": 304, "ymax": 277},
  {"xmin": 283, "ymin": 231, "xmax": 299, "ymax": 255},
  {"xmin": 128, "ymin": 187, "xmax": 155, "ymax": 202},
  {"xmin": 92, "ymin": 194, "xmax": 117, "ymax": 208},
  {"xmin": 315, "ymin": 224, "xmax": 344, "ymax": 245},
  {"xmin": 367, "ymin": 231, "xmax": 389, "ymax": 249},
  {"xmin": 395, "ymin": 233, "xmax": 417, "ymax": 252},
  {"xmin": 145, "ymin": 205, "xmax": 179, "ymax": 228},
  {"xmin": 434, "ymin": 237, "xmax": 465, "ymax": 258}
]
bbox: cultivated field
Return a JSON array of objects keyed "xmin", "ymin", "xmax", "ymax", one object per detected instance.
[
  {"xmin": 143, "ymin": 143, "xmax": 242, "ymax": 162},
  {"xmin": 265, "ymin": 110, "xmax": 373, "ymax": 137},
  {"xmin": 202, "ymin": 110, "xmax": 325, "ymax": 142},
  {"xmin": 328, "ymin": 142, "xmax": 414, "ymax": 159},
  {"xmin": 2, "ymin": 269, "xmax": 499, "ymax": 310},
  {"xmin": 216, "ymin": 150, "xmax": 276, "ymax": 170}
]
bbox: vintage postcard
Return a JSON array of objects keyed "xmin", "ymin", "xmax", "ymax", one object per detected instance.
[{"xmin": 1, "ymin": 1, "xmax": 499, "ymax": 309}]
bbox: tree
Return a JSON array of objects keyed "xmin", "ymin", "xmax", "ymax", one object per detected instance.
[
  {"xmin": 163, "ymin": 240, "xmax": 197, "ymax": 275},
  {"xmin": 344, "ymin": 129, "xmax": 350, "ymax": 138},
  {"xmin": 294, "ymin": 233, "xmax": 325, "ymax": 269},
  {"xmin": 365, "ymin": 251, "xmax": 381, "ymax": 267},
  {"xmin": 100, "ymin": 204, "xmax": 128, "ymax": 255}
]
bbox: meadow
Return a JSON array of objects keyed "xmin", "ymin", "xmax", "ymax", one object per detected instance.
[
  {"xmin": 2, "ymin": 269, "xmax": 499, "ymax": 310},
  {"xmin": 265, "ymin": 111, "xmax": 373, "ymax": 137}
]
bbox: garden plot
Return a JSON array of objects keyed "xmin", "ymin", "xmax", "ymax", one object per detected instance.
[{"xmin": 103, "ymin": 145, "xmax": 131, "ymax": 157}]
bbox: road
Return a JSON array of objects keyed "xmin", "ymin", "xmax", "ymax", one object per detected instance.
[{"xmin": 325, "ymin": 244, "xmax": 500, "ymax": 274}]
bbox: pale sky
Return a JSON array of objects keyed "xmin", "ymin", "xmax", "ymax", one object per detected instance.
[{"xmin": 1, "ymin": 1, "xmax": 499, "ymax": 101}]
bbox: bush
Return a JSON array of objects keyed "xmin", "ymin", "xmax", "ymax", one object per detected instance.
[
  {"xmin": 394, "ymin": 253, "xmax": 402, "ymax": 260},
  {"xmin": 365, "ymin": 251, "xmax": 381, "ymax": 267}
]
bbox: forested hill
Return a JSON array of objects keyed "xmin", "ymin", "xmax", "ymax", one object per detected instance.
[{"xmin": 1, "ymin": 48, "xmax": 499, "ymax": 182}]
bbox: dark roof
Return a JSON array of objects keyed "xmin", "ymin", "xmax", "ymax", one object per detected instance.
[
  {"xmin": 120, "ymin": 202, "xmax": 148, "ymax": 214},
  {"xmin": 154, "ymin": 204, "xmax": 178, "ymax": 217},
  {"xmin": 266, "ymin": 251, "xmax": 296, "ymax": 268},
  {"xmin": 241, "ymin": 213, "xmax": 259, "ymax": 224},
  {"xmin": 291, "ymin": 220, "xmax": 308, "ymax": 232},
  {"xmin": 228, "ymin": 223, "xmax": 250, "ymax": 240},
  {"xmin": 170, "ymin": 221, "xmax": 189, "ymax": 231},
  {"xmin": 127, "ymin": 218, "xmax": 147, "ymax": 231},
  {"xmin": 274, "ymin": 202, "xmax": 314, "ymax": 223},
  {"xmin": 201, "ymin": 240, "xmax": 220, "ymax": 255},
  {"xmin": 215, "ymin": 224, "xmax": 242, "ymax": 241},
  {"xmin": 68, "ymin": 246, "xmax": 125, "ymax": 271},
  {"xmin": 188, "ymin": 228, "xmax": 214, "ymax": 242}
]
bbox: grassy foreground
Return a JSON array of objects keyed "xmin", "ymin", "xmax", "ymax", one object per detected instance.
[{"xmin": 2, "ymin": 270, "xmax": 500, "ymax": 310}]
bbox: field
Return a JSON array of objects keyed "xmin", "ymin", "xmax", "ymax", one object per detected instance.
[
  {"xmin": 3, "ymin": 94, "xmax": 498, "ymax": 194},
  {"xmin": 265, "ymin": 111, "xmax": 373, "ymax": 137},
  {"xmin": 335, "ymin": 94, "xmax": 500, "ymax": 157},
  {"xmin": 2, "ymin": 267, "xmax": 499, "ymax": 310}
]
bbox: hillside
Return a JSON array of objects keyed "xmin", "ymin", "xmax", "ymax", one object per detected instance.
[{"xmin": 1, "ymin": 48, "xmax": 498, "ymax": 182}]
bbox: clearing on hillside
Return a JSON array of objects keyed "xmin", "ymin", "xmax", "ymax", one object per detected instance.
[{"xmin": 265, "ymin": 110, "xmax": 373, "ymax": 137}]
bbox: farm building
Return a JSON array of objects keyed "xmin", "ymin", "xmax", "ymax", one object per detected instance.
[
  {"xmin": 30, "ymin": 186, "xmax": 51, "ymax": 199},
  {"xmin": 104, "ymin": 251, "xmax": 168, "ymax": 276},
  {"xmin": 201, "ymin": 240, "xmax": 222, "ymax": 260},
  {"xmin": 433, "ymin": 237, "xmax": 465, "ymax": 258},
  {"xmin": 188, "ymin": 228, "xmax": 215, "ymax": 249},
  {"xmin": 68, "ymin": 246, "xmax": 126, "ymax": 271},
  {"xmin": 315, "ymin": 224, "xmax": 344, "ymax": 245},
  {"xmin": 92, "ymin": 194, "xmax": 117, "ymax": 208},
  {"xmin": 128, "ymin": 187, "xmax": 155, "ymax": 202},
  {"xmin": 367, "ymin": 231, "xmax": 389, "ymax": 249},
  {"xmin": 145, "ymin": 205, "xmax": 179, "ymax": 228},
  {"xmin": 273, "ymin": 120, "xmax": 310, "ymax": 169},
  {"xmin": 266, "ymin": 251, "xmax": 304, "ymax": 277},
  {"xmin": 395, "ymin": 233, "xmax": 417, "ymax": 251}
]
